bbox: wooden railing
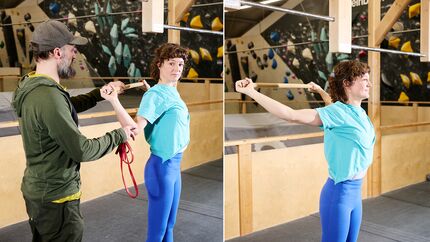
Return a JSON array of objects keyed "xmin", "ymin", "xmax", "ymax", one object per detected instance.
[
  {"xmin": 224, "ymin": 132, "xmax": 324, "ymax": 236},
  {"xmin": 224, "ymin": 110, "xmax": 430, "ymax": 236},
  {"xmin": 0, "ymin": 99, "xmax": 222, "ymax": 129}
]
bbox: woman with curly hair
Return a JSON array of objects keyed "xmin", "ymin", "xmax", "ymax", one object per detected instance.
[
  {"xmin": 235, "ymin": 60, "xmax": 375, "ymax": 242},
  {"xmin": 103, "ymin": 43, "xmax": 190, "ymax": 242}
]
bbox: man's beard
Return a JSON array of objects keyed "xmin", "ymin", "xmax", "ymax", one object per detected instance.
[{"xmin": 57, "ymin": 57, "xmax": 76, "ymax": 79}]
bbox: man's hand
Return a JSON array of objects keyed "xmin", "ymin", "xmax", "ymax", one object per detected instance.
[
  {"xmin": 122, "ymin": 125, "xmax": 138, "ymax": 141},
  {"xmin": 109, "ymin": 80, "xmax": 126, "ymax": 94}
]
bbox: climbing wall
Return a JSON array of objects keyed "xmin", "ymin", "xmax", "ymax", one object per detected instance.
[
  {"xmin": 0, "ymin": 0, "xmax": 223, "ymax": 88},
  {"xmin": 226, "ymin": 0, "xmax": 430, "ymax": 106},
  {"xmin": 226, "ymin": 35, "xmax": 315, "ymax": 112},
  {"xmin": 38, "ymin": 0, "xmax": 223, "ymax": 80}
]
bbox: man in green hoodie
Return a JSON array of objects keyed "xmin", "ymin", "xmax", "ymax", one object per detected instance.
[{"xmin": 12, "ymin": 20, "xmax": 136, "ymax": 242}]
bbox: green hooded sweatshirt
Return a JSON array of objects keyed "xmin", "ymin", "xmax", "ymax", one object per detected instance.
[{"xmin": 12, "ymin": 74, "xmax": 127, "ymax": 202}]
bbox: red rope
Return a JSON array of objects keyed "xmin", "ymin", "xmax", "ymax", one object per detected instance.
[{"xmin": 115, "ymin": 142, "xmax": 139, "ymax": 198}]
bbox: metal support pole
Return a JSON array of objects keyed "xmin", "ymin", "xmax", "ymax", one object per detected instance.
[
  {"xmin": 240, "ymin": 0, "xmax": 335, "ymax": 22},
  {"xmin": 351, "ymin": 44, "xmax": 425, "ymax": 57},
  {"xmin": 164, "ymin": 25, "xmax": 223, "ymax": 35}
]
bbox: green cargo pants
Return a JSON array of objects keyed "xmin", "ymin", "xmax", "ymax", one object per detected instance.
[{"xmin": 24, "ymin": 197, "xmax": 84, "ymax": 242}]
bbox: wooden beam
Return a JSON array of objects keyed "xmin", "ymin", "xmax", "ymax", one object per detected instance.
[
  {"xmin": 168, "ymin": 0, "xmax": 180, "ymax": 44},
  {"xmin": 329, "ymin": 0, "xmax": 351, "ymax": 53},
  {"xmin": 0, "ymin": 67, "xmax": 20, "ymax": 76},
  {"xmin": 237, "ymin": 144, "xmax": 253, "ymax": 236},
  {"xmin": 141, "ymin": 0, "xmax": 164, "ymax": 33},
  {"xmin": 174, "ymin": 0, "xmax": 195, "ymax": 23},
  {"xmin": 421, "ymin": 0, "xmax": 430, "ymax": 61},
  {"xmin": 368, "ymin": 0, "xmax": 382, "ymax": 197},
  {"xmin": 254, "ymin": 83, "xmax": 311, "ymax": 89},
  {"xmin": 374, "ymin": 0, "xmax": 412, "ymax": 46}
]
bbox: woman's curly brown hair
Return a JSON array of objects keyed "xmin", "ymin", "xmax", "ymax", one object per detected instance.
[
  {"xmin": 328, "ymin": 60, "xmax": 370, "ymax": 103},
  {"xmin": 150, "ymin": 43, "xmax": 189, "ymax": 81}
]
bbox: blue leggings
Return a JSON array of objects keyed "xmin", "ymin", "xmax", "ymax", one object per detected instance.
[
  {"xmin": 145, "ymin": 153, "xmax": 182, "ymax": 242},
  {"xmin": 319, "ymin": 178, "xmax": 363, "ymax": 242}
]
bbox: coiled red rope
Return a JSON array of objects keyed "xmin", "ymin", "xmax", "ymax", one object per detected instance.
[{"xmin": 115, "ymin": 142, "xmax": 139, "ymax": 198}]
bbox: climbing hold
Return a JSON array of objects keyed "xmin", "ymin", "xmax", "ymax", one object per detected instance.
[
  {"xmin": 270, "ymin": 31, "xmax": 280, "ymax": 42},
  {"xmin": 200, "ymin": 47, "xmax": 213, "ymax": 61},
  {"xmin": 68, "ymin": 12, "xmax": 77, "ymax": 28},
  {"xmin": 248, "ymin": 42, "xmax": 254, "ymax": 49},
  {"xmin": 211, "ymin": 17, "xmax": 223, "ymax": 31},
  {"xmin": 287, "ymin": 90, "xmax": 294, "ymax": 100},
  {"xmin": 410, "ymin": 72, "xmax": 423, "ymax": 85},
  {"xmin": 189, "ymin": 49, "xmax": 200, "ymax": 64},
  {"xmin": 85, "ymin": 21, "xmax": 96, "ymax": 34},
  {"xmin": 94, "ymin": 3, "xmax": 104, "ymax": 29},
  {"xmin": 271, "ymin": 59, "xmax": 278, "ymax": 69},
  {"xmin": 49, "ymin": 2, "xmax": 60, "ymax": 15},
  {"xmin": 268, "ymin": 49, "xmax": 274, "ymax": 59},
  {"xmin": 123, "ymin": 44, "xmax": 131, "ymax": 68},
  {"xmin": 325, "ymin": 52, "xmax": 333, "ymax": 72},
  {"xmin": 292, "ymin": 58, "xmax": 300, "ymax": 68},
  {"xmin": 287, "ymin": 39, "xmax": 296, "ymax": 54},
  {"xmin": 110, "ymin": 24, "xmax": 118, "ymax": 47},
  {"xmin": 318, "ymin": 70, "xmax": 327, "ymax": 81},
  {"xmin": 401, "ymin": 41, "xmax": 413, "ymax": 52},
  {"xmin": 398, "ymin": 92, "xmax": 409, "ymax": 102},
  {"xmin": 115, "ymin": 42, "xmax": 122, "ymax": 65},
  {"xmin": 121, "ymin": 18, "xmax": 130, "ymax": 31},
  {"xmin": 302, "ymin": 48, "xmax": 313, "ymax": 61},
  {"xmin": 187, "ymin": 67, "xmax": 199, "ymax": 78},
  {"xmin": 24, "ymin": 13, "xmax": 31, "ymax": 22},
  {"xmin": 102, "ymin": 44, "xmax": 112, "ymax": 56},
  {"xmin": 127, "ymin": 63, "xmax": 135, "ymax": 77},
  {"xmin": 409, "ymin": 3, "xmax": 421, "ymax": 19},
  {"xmin": 337, "ymin": 53, "xmax": 349, "ymax": 61},
  {"xmin": 106, "ymin": 0, "xmax": 113, "ymax": 26},
  {"xmin": 190, "ymin": 15, "xmax": 204, "ymax": 29},
  {"xmin": 358, "ymin": 50, "xmax": 367, "ymax": 58},
  {"xmin": 108, "ymin": 56, "xmax": 116, "ymax": 76},
  {"xmin": 400, "ymin": 74, "xmax": 411, "ymax": 88},
  {"xmin": 182, "ymin": 12, "xmax": 190, "ymax": 23},
  {"xmin": 217, "ymin": 46, "xmax": 223, "ymax": 58}
]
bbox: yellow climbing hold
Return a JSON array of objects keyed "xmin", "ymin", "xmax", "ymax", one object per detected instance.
[
  {"xmin": 400, "ymin": 41, "xmax": 413, "ymax": 52},
  {"xmin": 187, "ymin": 67, "xmax": 199, "ymax": 78},
  {"xmin": 199, "ymin": 47, "xmax": 213, "ymax": 62},
  {"xmin": 189, "ymin": 49, "xmax": 200, "ymax": 65},
  {"xmin": 211, "ymin": 17, "xmax": 223, "ymax": 31},
  {"xmin": 410, "ymin": 72, "xmax": 423, "ymax": 85},
  {"xmin": 217, "ymin": 46, "xmax": 223, "ymax": 58},
  {"xmin": 398, "ymin": 92, "xmax": 409, "ymax": 102},
  {"xmin": 388, "ymin": 36, "xmax": 401, "ymax": 49},
  {"xmin": 190, "ymin": 15, "xmax": 203, "ymax": 29},
  {"xmin": 427, "ymin": 72, "xmax": 430, "ymax": 82},
  {"xmin": 400, "ymin": 74, "xmax": 410, "ymax": 88},
  {"xmin": 182, "ymin": 12, "xmax": 190, "ymax": 23},
  {"xmin": 409, "ymin": 3, "xmax": 421, "ymax": 19}
]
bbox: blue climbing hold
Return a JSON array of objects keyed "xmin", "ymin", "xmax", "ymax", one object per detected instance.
[
  {"xmin": 271, "ymin": 59, "xmax": 278, "ymax": 69},
  {"xmin": 49, "ymin": 2, "xmax": 60, "ymax": 15},
  {"xmin": 318, "ymin": 70, "xmax": 327, "ymax": 81},
  {"xmin": 270, "ymin": 31, "xmax": 280, "ymax": 42},
  {"xmin": 268, "ymin": 49, "xmax": 274, "ymax": 59},
  {"xmin": 287, "ymin": 90, "xmax": 294, "ymax": 100},
  {"xmin": 283, "ymin": 76, "xmax": 289, "ymax": 83}
]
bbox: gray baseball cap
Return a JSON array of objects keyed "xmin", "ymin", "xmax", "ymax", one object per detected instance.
[{"xmin": 31, "ymin": 20, "xmax": 88, "ymax": 51}]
